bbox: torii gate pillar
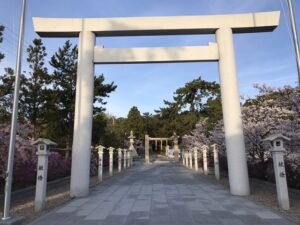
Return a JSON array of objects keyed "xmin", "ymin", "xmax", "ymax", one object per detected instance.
[
  {"xmin": 70, "ymin": 30, "xmax": 95, "ymax": 197},
  {"xmin": 216, "ymin": 27, "xmax": 250, "ymax": 195}
]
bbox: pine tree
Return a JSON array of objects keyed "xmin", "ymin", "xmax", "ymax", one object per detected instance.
[
  {"xmin": 47, "ymin": 40, "xmax": 117, "ymax": 147},
  {"xmin": 20, "ymin": 39, "xmax": 49, "ymax": 138},
  {"xmin": 126, "ymin": 106, "xmax": 145, "ymax": 139},
  {"xmin": 0, "ymin": 68, "xmax": 22, "ymax": 123},
  {"xmin": 46, "ymin": 40, "xmax": 77, "ymax": 147}
]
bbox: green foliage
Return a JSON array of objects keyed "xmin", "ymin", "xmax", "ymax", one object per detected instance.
[
  {"xmin": 43, "ymin": 40, "xmax": 78, "ymax": 146},
  {"xmin": 92, "ymin": 112, "xmax": 108, "ymax": 145},
  {"xmin": 200, "ymin": 98, "xmax": 222, "ymax": 130},
  {"xmin": 44, "ymin": 41, "xmax": 117, "ymax": 147},
  {"xmin": 126, "ymin": 106, "xmax": 145, "ymax": 139},
  {"xmin": 0, "ymin": 35, "xmax": 222, "ymax": 152},
  {"xmin": 0, "ymin": 68, "xmax": 22, "ymax": 123},
  {"xmin": 92, "ymin": 112, "xmax": 127, "ymax": 148},
  {"xmin": 173, "ymin": 76, "xmax": 220, "ymax": 112},
  {"xmin": 20, "ymin": 39, "xmax": 49, "ymax": 138},
  {"xmin": 100, "ymin": 77, "xmax": 222, "ymax": 147},
  {"xmin": 94, "ymin": 75, "xmax": 117, "ymax": 113},
  {"xmin": 154, "ymin": 76, "xmax": 221, "ymax": 137},
  {"xmin": 0, "ymin": 39, "xmax": 117, "ymax": 148},
  {"xmin": 142, "ymin": 112, "xmax": 157, "ymax": 136}
]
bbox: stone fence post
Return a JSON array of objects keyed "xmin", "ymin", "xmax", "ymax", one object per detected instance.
[
  {"xmin": 193, "ymin": 147, "xmax": 199, "ymax": 171},
  {"xmin": 123, "ymin": 149, "xmax": 127, "ymax": 169},
  {"xmin": 108, "ymin": 147, "xmax": 115, "ymax": 176},
  {"xmin": 185, "ymin": 151, "xmax": 188, "ymax": 167},
  {"xmin": 212, "ymin": 144, "xmax": 220, "ymax": 180},
  {"xmin": 127, "ymin": 149, "xmax": 131, "ymax": 168},
  {"xmin": 96, "ymin": 145, "xmax": 105, "ymax": 182},
  {"xmin": 166, "ymin": 145, "xmax": 170, "ymax": 158},
  {"xmin": 130, "ymin": 150, "xmax": 133, "ymax": 167},
  {"xmin": 202, "ymin": 145, "xmax": 209, "ymax": 175},
  {"xmin": 117, "ymin": 148, "xmax": 122, "ymax": 172},
  {"xmin": 189, "ymin": 151, "xmax": 193, "ymax": 169}
]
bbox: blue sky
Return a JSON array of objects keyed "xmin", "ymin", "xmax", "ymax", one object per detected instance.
[{"xmin": 0, "ymin": 0, "xmax": 299, "ymax": 117}]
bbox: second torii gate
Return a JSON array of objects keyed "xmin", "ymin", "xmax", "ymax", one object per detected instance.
[
  {"xmin": 144, "ymin": 136, "xmax": 173, "ymax": 162},
  {"xmin": 33, "ymin": 11, "xmax": 280, "ymax": 197}
]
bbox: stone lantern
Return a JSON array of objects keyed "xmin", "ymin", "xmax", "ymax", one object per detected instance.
[
  {"xmin": 32, "ymin": 138, "xmax": 57, "ymax": 212},
  {"xmin": 171, "ymin": 132, "xmax": 180, "ymax": 162},
  {"xmin": 128, "ymin": 130, "xmax": 138, "ymax": 160},
  {"xmin": 263, "ymin": 134, "xmax": 290, "ymax": 210}
]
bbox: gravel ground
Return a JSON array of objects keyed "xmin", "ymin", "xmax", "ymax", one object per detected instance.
[
  {"xmin": 1, "ymin": 162, "xmax": 300, "ymax": 225},
  {"xmin": 0, "ymin": 166, "xmax": 126, "ymax": 225},
  {"xmin": 249, "ymin": 179, "xmax": 300, "ymax": 223},
  {"xmin": 213, "ymin": 176, "xmax": 300, "ymax": 224}
]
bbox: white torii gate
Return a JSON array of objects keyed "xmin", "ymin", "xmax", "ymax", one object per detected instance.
[{"xmin": 33, "ymin": 11, "xmax": 280, "ymax": 197}]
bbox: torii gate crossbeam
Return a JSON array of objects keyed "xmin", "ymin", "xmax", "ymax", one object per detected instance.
[
  {"xmin": 33, "ymin": 11, "xmax": 279, "ymax": 37},
  {"xmin": 33, "ymin": 11, "xmax": 280, "ymax": 198}
]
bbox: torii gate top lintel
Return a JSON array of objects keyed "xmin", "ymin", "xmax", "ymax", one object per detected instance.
[{"xmin": 33, "ymin": 11, "xmax": 280, "ymax": 38}]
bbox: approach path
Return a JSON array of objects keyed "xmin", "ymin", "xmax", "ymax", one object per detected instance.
[{"xmin": 30, "ymin": 157, "xmax": 295, "ymax": 225}]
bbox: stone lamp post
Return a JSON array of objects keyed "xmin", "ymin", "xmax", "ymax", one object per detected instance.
[
  {"xmin": 108, "ymin": 147, "xmax": 115, "ymax": 176},
  {"xmin": 32, "ymin": 138, "xmax": 57, "ymax": 212},
  {"xmin": 171, "ymin": 132, "xmax": 180, "ymax": 162},
  {"xmin": 212, "ymin": 144, "xmax": 220, "ymax": 180},
  {"xmin": 96, "ymin": 145, "xmax": 105, "ymax": 182},
  {"xmin": 128, "ymin": 130, "xmax": 138, "ymax": 159},
  {"xmin": 263, "ymin": 134, "xmax": 290, "ymax": 210}
]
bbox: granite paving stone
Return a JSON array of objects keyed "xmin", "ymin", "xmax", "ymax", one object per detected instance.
[{"xmin": 29, "ymin": 157, "xmax": 297, "ymax": 225}]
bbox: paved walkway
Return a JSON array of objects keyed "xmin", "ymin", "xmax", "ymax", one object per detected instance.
[{"xmin": 30, "ymin": 159, "xmax": 295, "ymax": 225}]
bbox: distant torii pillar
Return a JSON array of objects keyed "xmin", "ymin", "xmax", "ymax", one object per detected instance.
[
  {"xmin": 145, "ymin": 134, "xmax": 150, "ymax": 164},
  {"xmin": 33, "ymin": 11, "xmax": 280, "ymax": 197}
]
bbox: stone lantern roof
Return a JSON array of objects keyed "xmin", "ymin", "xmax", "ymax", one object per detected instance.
[
  {"xmin": 32, "ymin": 138, "xmax": 57, "ymax": 146},
  {"xmin": 262, "ymin": 134, "xmax": 290, "ymax": 143}
]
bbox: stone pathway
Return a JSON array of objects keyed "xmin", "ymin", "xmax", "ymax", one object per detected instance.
[{"xmin": 30, "ymin": 159, "xmax": 296, "ymax": 225}]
